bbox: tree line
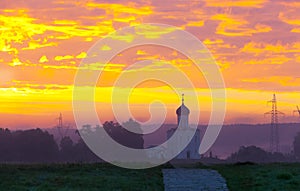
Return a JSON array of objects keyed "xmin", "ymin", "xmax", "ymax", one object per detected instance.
[
  {"xmin": 0, "ymin": 119, "xmax": 144, "ymax": 163},
  {"xmin": 0, "ymin": 119, "xmax": 300, "ymax": 164},
  {"xmin": 225, "ymin": 132, "xmax": 300, "ymax": 163}
]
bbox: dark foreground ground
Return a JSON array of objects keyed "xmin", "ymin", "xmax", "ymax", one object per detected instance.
[
  {"xmin": 0, "ymin": 163, "xmax": 299, "ymax": 190},
  {"xmin": 0, "ymin": 163, "xmax": 164, "ymax": 191},
  {"xmin": 212, "ymin": 163, "xmax": 300, "ymax": 191}
]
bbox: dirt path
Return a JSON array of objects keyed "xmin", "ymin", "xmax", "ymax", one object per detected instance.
[{"xmin": 162, "ymin": 169, "xmax": 229, "ymax": 191}]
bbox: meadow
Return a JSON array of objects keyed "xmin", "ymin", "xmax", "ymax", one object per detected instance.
[
  {"xmin": 213, "ymin": 163, "xmax": 300, "ymax": 191},
  {"xmin": 0, "ymin": 163, "xmax": 300, "ymax": 190},
  {"xmin": 0, "ymin": 163, "xmax": 164, "ymax": 191}
]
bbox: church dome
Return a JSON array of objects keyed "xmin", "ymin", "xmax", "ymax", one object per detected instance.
[{"xmin": 176, "ymin": 103, "xmax": 190, "ymax": 115}]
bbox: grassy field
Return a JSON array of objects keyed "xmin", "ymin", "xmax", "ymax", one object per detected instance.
[
  {"xmin": 212, "ymin": 163, "xmax": 300, "ymax": 191},
  {"xmin": 0, "ymin": 163, "xmax": 164, "ymax": 191},
  {"xmin": 0, "ymin": 162, "xmax": 300, "ymax": 190}
]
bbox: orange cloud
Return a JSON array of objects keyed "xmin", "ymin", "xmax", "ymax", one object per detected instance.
[
  {"xmin": 241, "ymin": 42, "xmax": 300, "ymax": 54},
  {"xmin": 291, "ymin": 28, "xmax": 300, "ymax": 33},
  {"xmin": 54, "ymin": 55, "xmax": 74, "ymax": 61},
  {"xmin": 9, "ymin": 58, "xmax": 22, "ymax": 67},
  {"xmin": 185, "ymin": 20, "xmax": 205, "ymax": 28},
  {"xmin": 135, "ymin": 24, "xmax": 177, "ymax": 39},
  {"xmin": 22, "ymin": 40, "xmax": 57, "ymax": 50},
  {"xmin": 39, "ymin": 55, "xmax": 48, "ymax": 63},
  {"xmin": 243, "ymin": 55, "xmax": 291, "ymax": 65},
  {"xmin": 76, "ymin": 52, "xmax": 87, "ymax": 59},
  {"xmin": 85, "ymin": 3, "xmax": 152, "ymax": 16},
  {"xmin": 53, "ymin": 20, "xmax": 78, "ymax": 25},
  {"xmin": 205, "ymin": 0, "xmax": 268, "ymax": 8},
  {"xmin": 100, "ymin": 45, "xmax": 112, "ymax": 51},
  {"xmin": 242, "ymin": 76, "xmax": 300, "ymax": 87},
  {"xmin": 136, "ymin": 50, "xmax": 147, "ymax": 55},
  {"xmin": 280, "ymin": 1, "xmax": 300, "ymax": 7},
  {"xmin": 203, "ymin": 39, "xmax": 224, "ymax": 45},
  {"xmin": 279, "ymin": 12, "xmax": 300, "ymax": 26},
  {"xmin": 211, "ymin": 14, "xmax": 272, "ymax": 36}
]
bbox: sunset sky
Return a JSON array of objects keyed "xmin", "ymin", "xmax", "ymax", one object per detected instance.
[{"xmin": 1, "ymin": 0, "xmax": 300, "ymax": 129}]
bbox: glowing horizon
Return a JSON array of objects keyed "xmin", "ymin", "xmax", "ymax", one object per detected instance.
[{"xmin": 0, "ymin": 0, "xmax": 300, "ymax": 129}]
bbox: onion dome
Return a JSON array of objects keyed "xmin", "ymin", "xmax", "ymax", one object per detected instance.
[
  {"xmin": 176, "ymin": 94, "xmax": 190, "ymax": 115},
  {"xmin": 176, "ymin": 104, "xmax": 190, "ymax": 115}
]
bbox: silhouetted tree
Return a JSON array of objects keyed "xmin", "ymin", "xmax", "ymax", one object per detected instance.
[
  {"xmin": 228, "ymin": 146, "xmax": 270, "ymax": 163},
  {"xmin": 13, "ymin": 128, "xmax": 59, "ymax": 162},
  {"xmin": 122, "ymin": 118, "xmax": 142, "ymax": 134},
  {"xmin": 227, "ymin": 145, "xmax": 288, "ymax": 163},
  {"xmin": 60, "ymin": 136, "xmax": 73, "ymax": 150},
  {"xmin": 60, "ymin": 136, "xmax": 75, "ymax": 161},
  {"xmin": 103, "ymin": 119, "xmax": 144, "ymax": 149},
  {"xmin": 73, "ymin": 138, "xmax": 100, "ymax": 162},
  {"xmin": 293, "ymin": 132, "xmax": 300, "ymax": 159},
  {"xmin": 0, "ymin": 128, "xmax": 13, "ymax": 161}
]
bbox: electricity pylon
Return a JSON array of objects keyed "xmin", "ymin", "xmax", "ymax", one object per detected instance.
[
  {"xmin": 56, "ymin": 113, "xmax": 70, "ymax": 140},
  {"xmin": 264, "ymin": 94, "xmax": 284, "ymax": 153},
  {"xmin": 293, "ymin": 106, "xmax": 300, "ymax": 118}
]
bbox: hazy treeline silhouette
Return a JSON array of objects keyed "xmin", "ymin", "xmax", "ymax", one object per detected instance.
[
  {"xmin": 0, "ymin": 128, "xmax": 99, "ymax": 163},
  {"xmin": 223, "ymin": 132, "xmax": 300, "ymax": 163},
  {"xmin": 0, "ymin": 121, "xmax": 300, "ymax": 164},
  {"xmin": 0, "ymin": 128, "xmax": 58, "ymax": 162},
  {"xmin": 0, "ymin": 119, "xmax": 144, "ymax": 163},
  {"xmin": 227, "ymin": 146, "xmax": 292, "ymax": 163}
]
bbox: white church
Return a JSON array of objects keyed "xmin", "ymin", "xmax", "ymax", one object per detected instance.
[{"xmin": 166, "ymin": 94, "xmax": 201, "ymax": 159}]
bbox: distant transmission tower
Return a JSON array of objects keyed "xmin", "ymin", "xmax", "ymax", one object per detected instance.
[
  {"xmin": 56, "ymin": 113, "xmax": 70, "ymax": 140},
  {"xmin": 58, "ymin": 113, "xmax": 63, "ymax": 129},
  {"xmin": 264, "ymin": 94, "xmax": 284, "ymax": 153},
  {"xmin": 293, "ymin": 106, "xmax": 300, "ymax": 118}
]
